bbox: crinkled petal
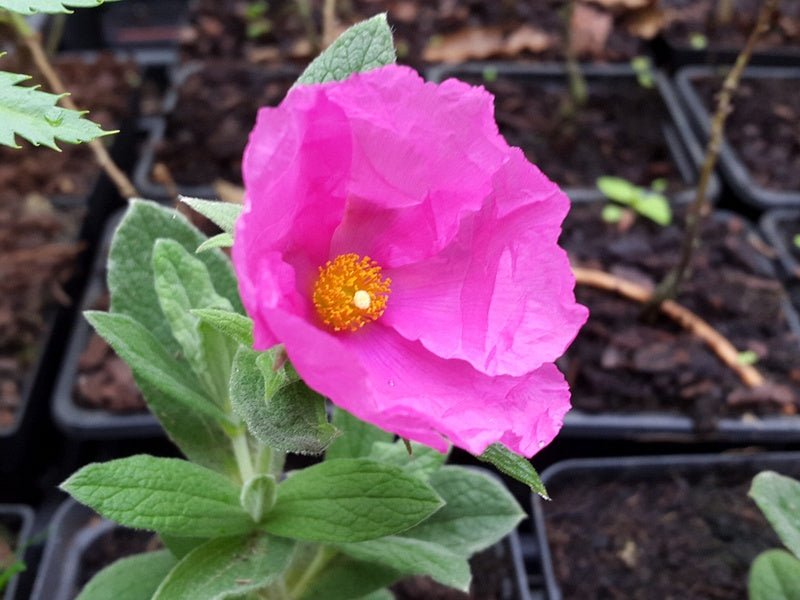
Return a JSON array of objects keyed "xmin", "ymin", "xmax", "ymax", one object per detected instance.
[{"xmin": 384, "ymin": 150, "xmax": 589, "ymax": 376}]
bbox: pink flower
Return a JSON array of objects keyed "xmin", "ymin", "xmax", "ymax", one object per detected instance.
[{"xmin": 234, "ymin": 65, "xmax": 588, "ymax": 457}]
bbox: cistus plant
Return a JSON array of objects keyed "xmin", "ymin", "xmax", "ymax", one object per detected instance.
[{"xmin": 61, "ymin": 15, "xmax": 587, "ymax": 600}]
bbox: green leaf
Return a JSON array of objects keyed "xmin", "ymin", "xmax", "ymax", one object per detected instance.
[
  {"xmin": 240, "ymin": 475, "xmax": 277, "ymax": 523},
  {"xmin": 368, "ymin": 441, "xmax": 446, "ymax": 480},
  {"xmin": 263, "ymin": 458, "xmax": 444, "ymax": 542},
  {"xmin": 160, "ymin": 535, "xmax": 207, "ymax": 560},
  {"xmin": 403, "ymin": 466, "xmax": 524, "ymax": 555},
  {"xmin": 296, "ymin": 13, "xmax": 396, "ymax": 86},
  {"xmin": 109, "ymin": 200, "xmax": 242, "ymax": 356},
  {"xmin": 76, "ymin": 550, "xmax": 176, "ymax": 600},
  {"xmin": 196, "ymin": 233, "xmax": 234, "ymax": 253},
  {"xmin": 192, "ymin": 309, "xmax": 253, "ymax": 347},
  {"xmin": 153, "ymin": 534, "xmax": 294, "ymax": 600},
  {"xmin": 152, "ymin": 239, "xmax": 236, "ymax": 400},
  {"xmin": 792, "ymin": 234, "xmax": 800, "ymax": 249},
  {"xmin": 61, "ymin": 455, "xmax": 255, "ymax": 537},
  {"xmin": 750, "ymin": 471, "xmax": 800, "ymax": 559},
  {"xmin": 601, "ymin": 204, "xmax": 625, "ymax": 224},
  {"xmin": 0, "ymin": 0, "xmax": 120, "ymax": 14},
  {"xmin": 477, "ymin": 443, "xmax": 549, "ymax": 500},
  {"xmin": 749, "ymin": 550, "xmax": 800, "ymax": 600},
  {"xmin": 596, "ymin": 176, "xmax": 638, "ymax": 205},
  {"xmin": 338, "ymin": 537, "xmax": 470, "ymax": 591},
  {"xmin": 0, "ymin": 70, "xmax": 112, "ymax": 149},
  {"xmin": 179, "ymin": 197, "xmax": 242, "ymax": 235},
  {"xmin": 358, "ymin": 591, "xmax": 395, "ymax": 600},
  {"xmin": 84, "ymin": 312, "xmax": 230, "ymax": 425},
  {"xmin": 299, "ymin": 555, "xmax": 399, "ymax": 600},
  {"xmin": 230, "ymin": 347, "xmax": 338, "ymax": 455},
  {"xmin": 633, "ymin": 193, "xmax": 672, "ymax": 226},
  {"xmin": 326, "ymin": 407, "xmax": 394, "ymax": 461}
]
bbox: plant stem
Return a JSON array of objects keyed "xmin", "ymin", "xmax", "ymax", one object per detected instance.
[
  {"xmin": 563, "ymin": 0, "xmax": 587, "ymax": 110},
  {"xmin": 232, "ymin": 430, "xmax": 256, "ymax": 483},
  {"xmin": 322, "ymin": 0, "xmax": 337, "ymax": 49},
  {"xmin": 9, "ymin": 12, "xmax": 138, "ymax": 200},
  {"xmin": 646, "ymin": 0, "xmax": 777, "ymax": 311},
  {"xmin": 288, "ymin": 547, "xmax": 335, "ymax": 599}
]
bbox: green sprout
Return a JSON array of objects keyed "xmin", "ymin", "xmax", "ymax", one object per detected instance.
[
  {"xmin": 737, "ymin": 350, "xmax": 760, "ymax": 366},
  {"xmin": 482, "ymin": 66, "xmax": 498, "ymax": 84},
  {"xmin": 244, "ymin": 0, "xmax": 272, "ymax": 39},
  {"xmin": 793, "ymin": 234, "xmax": 800, "ymax": 249},
  {"xmin": 631, "ymin": 56, "xmax": 655, "ymax": 89},
  {"xmin": 597, "ymin": 176, "xmax": 672, "ymax": 226},
  {"xmin": 690, "ymin": 32, "xmax": 708, "ymax": 50}
]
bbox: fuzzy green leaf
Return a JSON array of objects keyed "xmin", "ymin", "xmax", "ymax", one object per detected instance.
[
  {"xmin": 263, "ymin": 458, "xmax": 443, "ymax": 542},
  {"xmin": 750, "ymin": 471, "xmax": 800, "ymax": 560},
  {"xmin": 191, "ymin": 308, "xmax": 253, "ymax": 347},
  {"xmin": 153, "ymin": 534, "xmax": 294, "ymax": 600},
  {"xmin": 368, "ymin": 441, "xmax": 446, "ymax": 480},
  {"xmin": 326, "ymin": 407, "xmax": 394, "ymax": 461},
  {"xmin": 179, "ymin": 197, "xmax": 242, "ymax": 235},
  {"xmin": 159, "ymin": 535, "xmax": 207, "ymax": 560},
  {"xmin": 299, "ymin": 556, "xmax": 399, "ymax": 600},
  {"xmin": 0, "ymin": 0, "xmax": 120, "ymax": 14},
  {"xmin": 338, "ymin": 537, "xmax": 470, "ymax": 591},
  {"xmin": 749, "ymin": 549, "xmax": 800, "ymax": 600},
  {"xmin": 403, "ymin": 466, "xmax": 524, "ymax": 555},
  {"xmin": 0, "ymin": 70, "xmax": 112, "ymax": 149},
  {"xmin": 62, "ymin": 455, "xmax": 255, "ymax": 537},
  {"xmin": 240, "ymin": 475, "xmax": 277, "ymax": 523},
  {"xmin": 76, "ymin": 550, "xmax": 176, "ymax": 600},
  {"xmin": 477, "ymin": 443, "xmax": 548, "ymax": 499},
  {"xmin": 296, "ymin": 13, "xmax": 395, "ymax": 86},
  {"xmin": 196, "ymin": 233, "xmax": 234, "ymax": 253}
]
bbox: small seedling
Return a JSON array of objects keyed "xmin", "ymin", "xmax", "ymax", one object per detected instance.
[
  {"xmin": 793, "ymin": 234, "xmax": 800, "ymax": 249},
  {"xmin": 737, "ymin": 350, "xmax": 759, "ymax": 366},
  {"xmin": 601, "ymin": 203, "xmax": 626, "ymax": 224},
  {"xmin": 244, "ymin": 0, "xmax": 272, "ymax": 39},
  {"xmin": 631, "ymin": 56, "xmax": 655, "ymax": 89},
  {"xmin": 597, "ymin": 176, "xmax": 672, "ymax": 226},
  {"xmin": 690, "ymin": 32, "xmax": 708, "ymax": 50},
  {"xmin": 482, "ymin": 66, "xmax": 498, "ymax": 84}
]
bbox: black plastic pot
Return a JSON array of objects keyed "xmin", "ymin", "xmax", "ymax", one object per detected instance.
[
  {"xmin": 760, "ymin": 209, "xmax": 800, "ymax": 280},
  {"xmin": 427, "ymin": 63, "xmax": 719, "ymax": 205},
  {"xmin": 533, "ymin": 451, "xmax": 800, "ymax": 600},
  {"xmin": 52, "ymin": 211, "xmax": 162, "ymax": 440},
  {"xmin": 654, "ymin": 36, "xmax": 800, "ymax": 71},
  {"xmin": 33, "ymin": 498, "xmax": 533, "ymax": 600},
  {"xmin": 133, "ymin": 62, "xmax": 302, "ymax": 201},
  {"xmin": 0, "ymin": 504, "xmax": 35, "ymax": 600},
  {"xmin": 560, "ymin": 207, "xmax": 800, "ymax": 443},
  {"xmin": 676, "ymin": 66, "xmax": 800, "ymax": 209}
]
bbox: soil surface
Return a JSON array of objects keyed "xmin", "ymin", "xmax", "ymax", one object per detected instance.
[
  {"xmin": 695, "ymin": 75, "xmax": 800, "ymax": 193},
  {"xmin": 155, "ymin": 63, "xmax": 296, "ymax": 187},
  {"xmin": 562, "ymin": 204, "xmax": 800, "ymax": 430},
  {"xmin": 77, "ymin": 522, "xmax": 159, "ymax": 589},
  {"xmin": 180, "ymin": 0, "xmax": 648, "ymax": 67},
  {"xmin": 544, "ymin": 463, "xmax": 792, "ymax": 599},
  {"xmin": 466, "ymin": 73, "xmax": 686, "ymax": 191},
  {"xmin": 0, "ymin": 52, "xmax": 138, "ymax": 199},
  {"xmin": 661, "ymin": 0, "xmax": 800, "ymax": 53},
  {"xmin": 0, "ymin": 516, "xmax": 21, "ymax": 593},
  {"xmin": 393, "ymin": 539, "xmax": 521, "ymax": 599}
]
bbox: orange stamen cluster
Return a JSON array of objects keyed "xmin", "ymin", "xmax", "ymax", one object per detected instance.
[{"xmin": 313, "ymin": 253, "xmax": 391, "ymax": 332}]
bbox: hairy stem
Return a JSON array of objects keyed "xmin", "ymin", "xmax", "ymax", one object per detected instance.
[
  {"xmin": 646, "ymin": 0, "xmax": 777, "ymax": 311},
  {"xmin": 232, "ymin": 430, "xmax": 256, "ymax": 483},
  {"xmin": 9, "ymin": 12, "xmax": 138, "ymax": 199}
]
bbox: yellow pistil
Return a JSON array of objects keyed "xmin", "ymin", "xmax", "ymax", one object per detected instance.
[{"xmin": 313, "ymin": 253, "xmax": 391, "ymax": 332}]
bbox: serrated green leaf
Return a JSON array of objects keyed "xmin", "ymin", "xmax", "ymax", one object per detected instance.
[
  {"xmin": 749, "ymin": 549, "xmax": 800, "ymax": 600},
  {"xmin": 152, "ymin": 239, "xmax": 236, "ymax": 400},
  {"xmin": 62, "ymin": 455, "xmax": 255, "ymax": 537},
  {"xmin": 263, "ymin": 458, "xmax": 443, "ymax": 543},
  {"xmin": 299, "ymin": 555, "xmax": 399, "ymax": 600},
  {"xmin": 0, "ymin": 0, "xmax": 120, "ymax": 14},
  {"xmin": 477, "ymin": 443, "xmax": 548, "ymax": 499},
  {"xmin": 84, "ymin": 311, "xmax": 230, "ymax": 425},
  {"xmin": 368, "ymin": 441, "xmax": 446, "ymax": 480},
  {"xmin": 240, "ymin": 475, "xmax": 277, "ymax": 523},
  {"xmin": 153, "ymin": 534, "xmax": 294, "ymax": 600},
  {"xmin": 296, "ymin": 13, "xmax": 396, "ymax": 86},
  {"xmin": 196, "ymin": 233, "xmax": 234, "ymax": 253},
  {"xmin": 76, "ymin": 550, "xmax": 176, "ymax": 600},
  {"xmin": 179, "ymin": 197, "xmax": 242, "ymax": 235},
  {"xmin": 326, "ymin": 407, "xmax": 394, "ymax": 461},
  {"xmin": 750, "ymin": 471, "xmax": 800, "ymax": 560},
  {"xmin": 338, "ymin": 536, "xmax": 470, "ymax": 591},
  {"xmin": 230, "ymin": 346, "xmax": 338, "ymax": 455},
  {"xmin": 192, "ymin": 308, "xmax": 253, "ymax": 347},
  {"xmin": 403, "ymin": 466, "xmax": 524, "ymax": 555},
  {"xmin": 0, "ymin": 70, "xmax": 112, "ymax": 149}
]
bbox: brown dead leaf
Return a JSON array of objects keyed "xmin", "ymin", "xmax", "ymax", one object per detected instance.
[
  {"xmin": 505, "ymin": 25, "xmax": 552, "ymax": 56},
  {"xmin": 423, "ymin": 27, "xmax": 506, "ymax": 63},
  {"xmin": 570, "ymin": 3, "xmax": 613, "ymax": 57},
  {"xmin": 588, "ymin": 0, "xmax": 651, "ymax": 10},
  {"xmin": 625, "ymin": 5, "xmax": 666, "ymax": 39},
  {"xmin": 391, "ymin": 1, "xmax": 418, "ymax": 23},
  {"xmin": 214, "ymin": 179, "xmax": 245, "ymax": 204}
]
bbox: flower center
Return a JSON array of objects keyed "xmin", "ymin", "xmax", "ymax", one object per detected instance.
[{"xmin": 313, "ymin": 253, "xmax": 391, "ymax": 332}]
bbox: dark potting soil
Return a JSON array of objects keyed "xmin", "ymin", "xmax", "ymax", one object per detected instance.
[
  {"xmin": 76, "ymin": 522, "xmax": 159, "ymax": 590},
  {"xmin": 465, "ymin": 74, "xmax": 685, "ymax": 191},
  {"xmin": 695, "ymin": 75, "xmax": 800, "ymax": 193},
  {"xmin": 661, "ymin": 0, "xmax": 800, "ymax": 53},
  {"xmin": 155, "ymin": 63, "xmax": 295, "ymax": 187},
  {"xmin": 0, "ymin": 516, "xmax": 22, "ymax": 593},
  {"xmin": 543, "ymin": 464, "xmax": 792, "ymax": 599},
  {"xmin": 180, "ymin": 0, "xmax": 647, "ymax": 67},
  {"xmin": 562, "ymin": 203, "xmax": 800, "ymax": 429},
  {"xmin": 0, "ymin": 52, "xmax": 139, "ymax": 199}
]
